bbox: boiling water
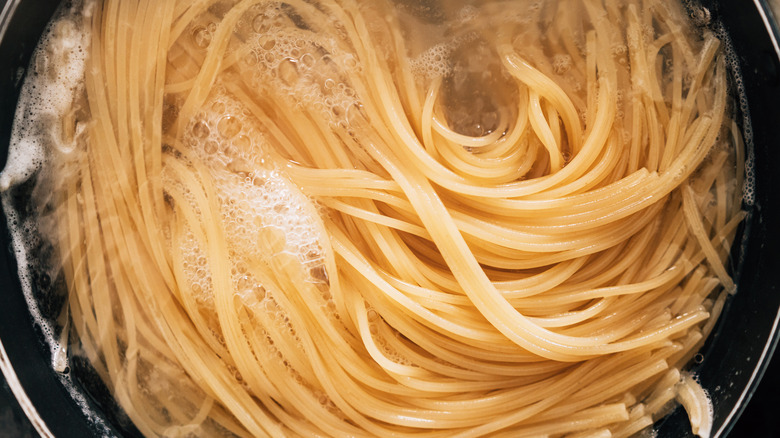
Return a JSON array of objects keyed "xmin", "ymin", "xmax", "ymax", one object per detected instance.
[{"xmin": 0, "ymin": 0, "xmax": 754, "ymax": 435}]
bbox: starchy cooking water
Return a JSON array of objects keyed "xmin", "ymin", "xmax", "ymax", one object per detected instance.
[{"xmin": 0, "ymin": 0, "xmax": 754, "ymax": 436}]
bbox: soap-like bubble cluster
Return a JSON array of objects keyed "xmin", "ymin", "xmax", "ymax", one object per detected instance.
[
  {"xmin": 410, "ymin": 43, "xmax": 453, "ymax": 81},
  {"xmin": 0, "ymin": 0, "xmax": 91, "ymax": 356},
  {"xmin": 175, "ymin": 89, "xmax": 331, "ymax": 344},
  {"xmin": 713, "ymin": 25, "xmax": 755, "ymax": 207},
  {"xmin": 237, "ymin": 8, "xmax": 364, "ymax": 130},
  {"xmin": 456, "ymin": 5, "xmax": 480, "ymax": 24},
  {"xmin": 0, "ymin": 6, "xmax": 90, "ymax": 191},
  {"xmin": 0, "ymin": 1, "xmax": 119, "ymax": 435},
  {"xmin": 183, "ymin": 86, "xmax": 264, "ymax": 168}
]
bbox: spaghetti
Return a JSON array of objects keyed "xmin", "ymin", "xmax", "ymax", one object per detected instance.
[{"xmin": 9, "ymin": 0, "xmax": 747, "ymax": 436}]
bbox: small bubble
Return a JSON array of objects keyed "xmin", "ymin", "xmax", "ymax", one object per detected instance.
[
  {"xmin": 192, "ymin": 27, "xmax": 212, "ymax": 49},
  {"xmin": 228, "ymin": 158, "xmax": 253, "ymax": 176},
  {"xmin": 254, "ymin": 285, "xmax": 267, "ymax": 300},
  {"xmin": 244, "ymin": 52, "xmax": 259, "ymax": 67},
  {"xmin": 218, "ymin": 116, "xmax": 242, "ymax": 139},
  {"xmin": 259, "ymin": 37, "xmax": 276, "ymax": 50},
  {"xmin": 224, "ymin": 143, "xmax": 239, "ymax": 157},
  {"xmin": 236, "ymin": 275, "xmax": 252, "ymax": 291},
  {"xmin": 252, "ymin": 175, "xmax": 267, "ymax": 187},
  {"xmin": 278, "ymin": 58, "xmax": 299, "ymax": 86},
  {"xmin": 253, "ymin": 13, "xmax": 270, "ymax": 33},
  {"xmin": 232, "ymin": 134, "xmax": 252, "ymax": 151},
  {"xmin": 309, "ymin": 265, "xmax": 328, "ymax": 283},
  {"xmin": 192, "ymin": 121, "xmax": 210, "ymax": 139},
  {"xmin": 212, "ymin": 101, "xmax": 226, "ymax": 114},
  {"xmin": 346, "ymin": 102, "xmax": 369, "ymax": 130},
  {"xmin": 299, "ymin": 53, "xmax": 315, "ymax": 69},
  {"xmin": 204, "ymin": 140, "xmax": 218, "ymax": 154}
]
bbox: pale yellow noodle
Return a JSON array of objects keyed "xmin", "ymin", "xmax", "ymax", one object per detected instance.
[{"xmin": 42, "ymin": 0, "xmax": 748, "ymax": 436}]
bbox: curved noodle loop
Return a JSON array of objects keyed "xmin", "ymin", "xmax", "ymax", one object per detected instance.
[{"xmin": 50, "ymin": 0, "xmax": 744, "ymax": 436}]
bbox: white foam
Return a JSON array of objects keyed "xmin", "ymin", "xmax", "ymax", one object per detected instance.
[
  {"xmin": 236, "ymin": 9, "xmax": 363, "ymax": 130},
  {"xmin": 1, "ymin": 0, "xmax": 91, "ymax": 361},
  {"xmin": 176, "ymin": 88, "xmax": 328, "ymax": 326},
  {"xmin": 710, "ymin": 20, "xmax": 754, "ymax": 207},
  {"xmin": 0, "ymin": 2, "xmax": 90, "ymax": 191},
  {"xmin": 0, "ymin": 0, "xmax": 113, "ymax": 434},
  {"xmin": 410, "ymin": 42, "xmax": 453, "ymax": 81}
]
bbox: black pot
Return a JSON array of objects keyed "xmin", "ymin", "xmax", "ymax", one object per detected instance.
[{"xmin": 0, "ymin": 0, "xmax": 779, "ymax": 436}]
